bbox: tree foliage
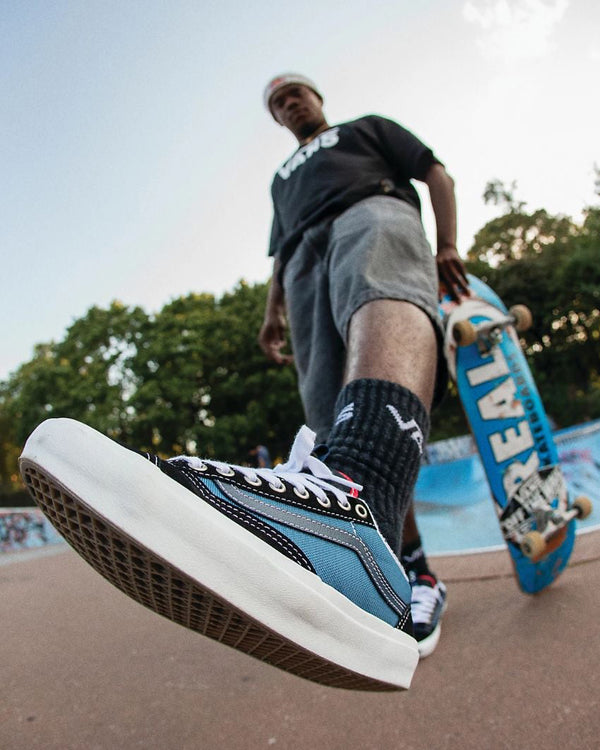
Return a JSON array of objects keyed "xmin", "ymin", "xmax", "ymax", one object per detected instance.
[
  {"xmin": 126, "ymin": 282, "xmax": 303, "ymax": 460},
  {"xmin": 468, "ymin": 180, "xmax": 577, "ymax": 268},
  {"xmin": 2, "ymin": 302, "xmax": 148, "ymax": 448}
]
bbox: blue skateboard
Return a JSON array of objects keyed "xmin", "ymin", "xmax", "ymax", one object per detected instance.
[{"xmin": 439, "ymin": 275, "xmax": 592, "ymax": 593}]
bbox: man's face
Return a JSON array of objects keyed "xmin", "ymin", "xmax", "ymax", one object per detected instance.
[{"xmin": 269, "ymin": 84, "xmax": 326, "ymax": 142}]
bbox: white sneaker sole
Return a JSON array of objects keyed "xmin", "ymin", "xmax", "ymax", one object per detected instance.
[
  {"xmin": 20, "ymin": 418, "xmax": 418, "ymax": 691},
  {"xmin": 417, "ymin": 623, "xmax": 442, "ymax": 659}
]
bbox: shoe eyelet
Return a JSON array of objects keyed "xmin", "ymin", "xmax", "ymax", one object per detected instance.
[
  {"xmin": 293, "ymin": 486, "xmax": 310, "ymax": 499},
  {"xmin": 196, "ymin": 462, "xmax": 208, "ymax": 472},
  {"xmin": 244, "ymin": 475, "xmax": 262, "ymax": 487},
  {"xmin": 268, "ymin": 481, "xmax": 286, "ymax": 493},
  {"xmin": 355, "ymin": 503, "xmax": 368, "ymax": 519},
  {"xmin": 337, "ymin": 499, "xmax": 352, "ymax": 511},
  {"xmin": 216, "ymin": 466, "xmax": 235, "ymax": 477},
  {"xmin": 317, "ymin": 495, "xmax": 332, "ymax": 508}
]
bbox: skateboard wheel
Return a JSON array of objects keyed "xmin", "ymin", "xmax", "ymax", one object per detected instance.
[
  {"xmin": 573, "ymin": 495, "xmax": 593, "ymax": 520},
  {"xmin": 453, "ymin": 320, "xmax": 477, "ymax": 346},
  {"xmin": 521, "ymin": 531, "xmax": 546, "ymax": 559},
  {"xmin": 509, "ymin": 304, "xmax": 533, "ymax": 332}
]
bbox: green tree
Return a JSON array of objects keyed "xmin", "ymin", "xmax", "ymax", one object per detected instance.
[
  {"xmin": 2, "ymin": 302, "xmax": 148, "ymax": 448},
  {"xmin": 194, "ymin": 281, "xmax": 303, "ymax": 462},
  {"xmin": 463, "ymin": 179, "xmax": 600, "ymax": 427},
  {"xmin": 468, "ymin": 181, "xmax": 577, "ymax": 268},
  {"xmin": 127, "ymin": 291, "xmax": 219, "ymax": 453},
  {"xmin": 129, "ymin": 282, "xmax": 303, "ymax": 462},
  {"xmin": 0, "ymin": 283, "xmax": 304, "ymax": 482},
  {"xmin": 0, "ymin": 407, "xmax": 21, "ymax": 490}
]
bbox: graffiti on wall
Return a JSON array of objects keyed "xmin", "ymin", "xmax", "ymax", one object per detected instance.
[{"xmin": 0, "ymin": 510, "xmax": 64, "ymax": 553}]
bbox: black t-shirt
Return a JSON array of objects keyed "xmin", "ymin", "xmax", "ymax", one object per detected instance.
[{"xmin": 268, "ymin": 114, "xmax": 439, "ymax": 264}]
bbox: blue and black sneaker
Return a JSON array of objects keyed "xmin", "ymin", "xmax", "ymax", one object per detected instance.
[{"xmin": 20, "ymin": 419, "xmax": 419, "ymax": 691}]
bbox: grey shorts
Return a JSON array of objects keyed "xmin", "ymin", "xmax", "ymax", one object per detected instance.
[{"xmin": 282, "ymin": 195, "xmax": 446, "ymax": 443}]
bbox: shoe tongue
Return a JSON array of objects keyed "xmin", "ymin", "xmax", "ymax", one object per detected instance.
[{"xmin": 311, "ymin": 443, "xmax": 329, "ymax": 461}]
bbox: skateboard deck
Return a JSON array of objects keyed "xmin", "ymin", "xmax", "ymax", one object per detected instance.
[{"xmin": 439, "ymin": 275, "xmax": 590, "ymax": 593}]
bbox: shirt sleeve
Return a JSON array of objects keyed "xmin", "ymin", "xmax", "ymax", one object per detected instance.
[{"xmin": 371, "ymin": 115, "xmax": 440, "ymax": 181}]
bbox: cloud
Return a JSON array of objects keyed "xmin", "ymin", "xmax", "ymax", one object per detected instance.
[{"xmin": 463, "ymin": 0, "xmax": 569, "ymax": 62}]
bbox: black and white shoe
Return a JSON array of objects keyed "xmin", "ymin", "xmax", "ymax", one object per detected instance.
[
  {"xmin": 410, "ymin": 574, "xmax": 447, "ymax": 658},
  {"xmin": 20, "ymin": 419, "xmax": 419, "ymax": 691}
]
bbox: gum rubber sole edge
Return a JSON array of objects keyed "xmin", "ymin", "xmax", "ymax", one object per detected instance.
[{"xmin": 20, "ymin": 418, "xmax": 419, "ymax": 691}]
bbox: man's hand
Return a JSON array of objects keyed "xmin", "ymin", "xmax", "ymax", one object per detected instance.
[
  {"xmin": 437, "ymin": 244, "xmax": 469, "ymax": 302},
  {"xmin": 258, "ymin": 308, "xmax": 294, "ymax": 365},
  {"xmin": 259, "ymin": 258, "xmax": 294, "ymax": 365}
]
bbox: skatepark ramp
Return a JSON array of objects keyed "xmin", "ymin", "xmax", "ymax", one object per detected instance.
[{"xmin": 415, "ymin": 419, "xmax": 600, "ymax": 555}]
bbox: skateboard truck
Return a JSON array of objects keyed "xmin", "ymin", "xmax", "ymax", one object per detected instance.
[
  {"xmin": 518, "ymin": 495, "xmax": 593, "ymax": 559},
  {"xmin": 453, "ymin": 304, "xmax": 533, "ymax": 350}
]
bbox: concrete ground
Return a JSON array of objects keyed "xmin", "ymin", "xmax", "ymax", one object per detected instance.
[{"xmin": 2, "ymin": 531, "xmax": 599, "ymax": 750}]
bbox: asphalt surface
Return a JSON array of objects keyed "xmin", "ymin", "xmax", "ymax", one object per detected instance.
[{"xmin": 2, "ymin": 531, "xmax": 599, "ymax": 750}]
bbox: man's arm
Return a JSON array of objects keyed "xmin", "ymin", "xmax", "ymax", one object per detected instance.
[
  {"xmin": 425, "ymin": 162, "xmax": 468, "ymax": 300},
  {"xmin": 258, "ymin": 257, "xmax": 293, "ymax": 365}
]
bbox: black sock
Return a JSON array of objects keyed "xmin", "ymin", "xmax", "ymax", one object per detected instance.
[
  {"xmin": 325, "ymin": 378, "xmax": 429, "ymax": 554},
  {"xmin": 400, "ymin": 535, "xmax": 433, "ymax": 582}
]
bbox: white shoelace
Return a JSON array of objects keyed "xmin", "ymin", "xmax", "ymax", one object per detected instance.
[
  {"xmin": 411, "ymin": 584, "xmax": 442, "ymax": 623},
  {"xmin": 174, "ymin": 425, "xmax": 362, "ymax": 509}
]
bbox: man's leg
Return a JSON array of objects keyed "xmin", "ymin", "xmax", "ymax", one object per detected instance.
[
  {"xmin": 326, "ymin": 299, "xmax": 435, "ymax": 552},
  {"xmin": 296, "ymin": 196, "xmax": 448, "ymax": 656},
  {"xmin": 281, "ymin": 220, "xmax": 346, "ymax": 443},
  {"xmin": 284, "ymin": 248, "xmax": 438, "ymax": 573},
  {"xmin": 326, "ymin": 298, "xmax": 447, "ymax": 657},
  {"xmin": 343, "ymin": 299, "xmax": 437, "ymax": 406},
  {"xmin": 344, "ymin": 300, "xmax": 440, "ymax": 580},
  {"xmin": 401, "ymin": 507, "xmax": 435, "ymax": 579}
]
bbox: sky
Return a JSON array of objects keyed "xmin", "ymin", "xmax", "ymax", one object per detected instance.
[{"xmin": 2, "ymin": 0, "xmax": 599, "ymax": 381}]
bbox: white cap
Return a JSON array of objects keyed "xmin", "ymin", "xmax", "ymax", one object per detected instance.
[{"xmin": 263, "ymin": 73, "xmax": 322, "ymax": 111}]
